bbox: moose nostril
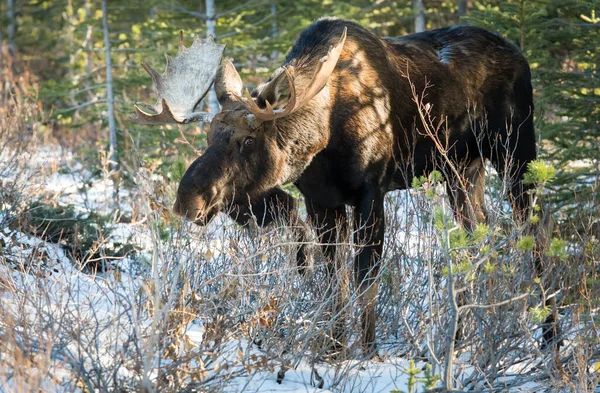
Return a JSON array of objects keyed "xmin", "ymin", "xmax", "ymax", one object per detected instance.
[{"xmin": 172, "ymin": 189, "xmax": 215, "ymax": 222}]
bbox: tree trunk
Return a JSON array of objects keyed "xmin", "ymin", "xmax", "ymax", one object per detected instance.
[
  {"xmin": 205, "ymin": 0, "xmax": 219, "ymax": 114},
  {"xmin": 101, "ymin": 0, "xmax": 120, "ymax": 200},
  {"xmin": 458, "ymin": 0, "xmax": 468, "ymax": 17},
  {"xmin": 271, "ymin": 1, "xmax": 277, "ymax": 38},
  {"xmin": 84, "ymin": 0, "xmax": 94, "ymax": 85},
  {"xmin": 0, "ymin": 9, "xmax": 3, "ymax": 68},
  {"xmin": 7, "ymin": 0, "xmax": 16, "ymax": 71},
  {"xmin": 66, "ymin": 0, "xmax": 78, "ymax": 107},
  {"xmin": 270, "ymin": 0, "xmax": 279, "ymax": 60},
  {"xmin": 414, "ymin": 0, "xmax": 425, "ymax": 33}
]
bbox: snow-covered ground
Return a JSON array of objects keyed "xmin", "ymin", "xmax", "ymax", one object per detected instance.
[
  {"xmin": 1, "ymin": 144, "xmax": 598, "ymax": 392},
  {"xmin": 0, "ymin": 227, "xmax": 429, "ymax": 393},
  {"xmin": 0, "ymin": 145, "xmax": 432, "ymax": 392}
]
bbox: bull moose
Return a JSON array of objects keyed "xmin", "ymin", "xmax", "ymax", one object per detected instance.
[{"xmin": 133, "ymin": 18, "xmax": 556, "ymax": 356}]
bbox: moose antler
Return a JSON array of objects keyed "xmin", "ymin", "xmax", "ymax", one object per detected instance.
[
  {"xmin": 132, "ymin": 32, "xmax": 225, "ymax": 124},
  {"xmin": 233, "ymin": 27, "xmax": 347, "ymax": 122}
]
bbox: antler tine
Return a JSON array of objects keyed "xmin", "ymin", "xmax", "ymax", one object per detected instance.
[
  {"xmin": 133, "ymin": 98, "xmax": 178, "ymax": 124},
  {"xmin": 232, "ymin": 88, "xmax": 274, "ymax": 120},
  {"xmin": 132, "ymin": 99, "xmax": 215, "ymax": 124},
  {"xmin": 141, "ymin": 62, "xmax": 161, "ymax": 85},
  {"xmin": 178, "ymin": 30, "xmax": 185, "ymax": 52},
  {"xmin": 291, "ymin": 27, "xmax": 347, "ymax": 113},
  {"xmin": 234, "ymin": 27, "xmax": 347, "ymax": 123},
  {"xmin": 132, "ymin": 34, "xmax": 225, "ymax": 125},
  {"xmin": 267, "ymin": 66, "xmax": 297, "ymax": 119}
]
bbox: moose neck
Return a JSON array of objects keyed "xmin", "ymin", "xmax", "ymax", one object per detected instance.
[{"xmin": 274, "ymin": 89, "xmax": 332, "ymax": 185}]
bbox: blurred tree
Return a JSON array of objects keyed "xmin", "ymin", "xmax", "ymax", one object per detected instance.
[
  {"xmin": 205, "ymin": 0, "xmax": 218, "ymax": 114},
  {"xmin": 101, "ymin": 0, "xmax": 119, "ymax": 200},
  {"xmin": 6, "ymin": 0, "xmax": 596, "ymax": 215},
  {"xmin": 466, "ymin": 0, "xmax": 600, "ymax": 215},
  {"xmin": 458, "ymin": 0, "xmax": 469, "ymax": 16},
  {"xmin": 7, "ymin": 0, "xmax": 14, "ymax": 56},
  {"xmin": 415, "ymin": 0, "xmax": 426, "ymax": 32},
  {"xmin": 7, "ymin": 0, "xmax": 15, "ymax": 72}
]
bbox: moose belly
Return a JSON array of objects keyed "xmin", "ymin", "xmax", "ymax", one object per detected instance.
[{"xmin": 294, "ymin": 150, "xmax": 377, "ymax": 208}]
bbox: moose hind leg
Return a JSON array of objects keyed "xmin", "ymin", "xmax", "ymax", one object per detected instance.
[
  {"xmin": 536, "ymin": 203, "xmax": 562, "ymax": 350},
  {"xmin": 445, "ymin": 156, "xmax": 488, "ymax": 232},
  {"xmin": 489, "ymin": 117, "xmax": 561, "ymax": 350},
  {"xmin": 444, "ymin": 157, "xmax": 488, "ymax": 342}
]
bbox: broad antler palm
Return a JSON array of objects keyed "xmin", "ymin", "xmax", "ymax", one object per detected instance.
[{"xmin": 132, "ymin": 32, "xmax": 225, "ymax": 124}]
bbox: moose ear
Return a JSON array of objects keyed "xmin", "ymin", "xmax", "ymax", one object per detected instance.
[
  {"xmin": 255, "ymin": 67, "xmax": 292, "ymax": 110},
  {"xmin": 214, "ymin": 59, "xmax": 243, "ymax": 107}
]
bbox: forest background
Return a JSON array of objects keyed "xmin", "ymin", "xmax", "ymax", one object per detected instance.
[
  {"xmin": 0, "ymin": 0, "xmax": 599, "ymax": 392},
  {"xmin": 2, "ymin": 0, "xmax": 598, "ymax": 208}
]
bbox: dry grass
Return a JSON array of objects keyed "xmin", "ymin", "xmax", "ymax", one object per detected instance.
[{"xmin": 1, "ymin": 63, "xmax": 599, "ymax": 393}]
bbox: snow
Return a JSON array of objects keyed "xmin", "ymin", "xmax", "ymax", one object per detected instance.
[
  {"xmin": 0, "ymin": 147, "xmax": 431, "ymax": 391},
  {"xmin": 1, "ymin": 144, "xmax": 598, "ymax": 392},
  {"xmin": 219, "ymin": 359, "xmax": 422, "ymax": 393},
  {"xmin": 0, "ymin": 227, "xmax": 142, "ymax": 390}
]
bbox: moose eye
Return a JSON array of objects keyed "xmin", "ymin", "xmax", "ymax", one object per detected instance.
[{"xmin": 244, "ymin": 137, "xmax": 254, "ymax": 146}]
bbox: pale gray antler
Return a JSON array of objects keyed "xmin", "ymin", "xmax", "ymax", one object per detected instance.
[{"xmin": 133, "ymin": 32, "xmax": 225, "ymax": 124}]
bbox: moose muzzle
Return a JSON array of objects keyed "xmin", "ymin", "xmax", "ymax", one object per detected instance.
[
  {"xmin": 172, "ymin": 148, "xmax": 226, "ymax": 226},
  {"xmin": 172, "ymin": 185, "xmax": 220, "ymax": 225}
]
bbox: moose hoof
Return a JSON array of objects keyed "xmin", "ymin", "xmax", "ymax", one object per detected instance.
[
  {"xmin": 315, "ymin": 337, "xmax": 348, "ymax": 362},
  {"xmin": 540, "ymin": 324, "xmax": 564, "ymax": 351},
  {"xmin": 362, "ymin": 342, "xmax": 380, "ymax": 360}
]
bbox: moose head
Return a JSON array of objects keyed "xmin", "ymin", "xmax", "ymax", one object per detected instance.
[{"xmin": 133, "ymin": 30, "xmax": 347, "ymax": 225}]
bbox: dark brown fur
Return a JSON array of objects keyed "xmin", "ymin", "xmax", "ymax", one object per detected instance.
[{"xmin": 174, "ymin": 18, "xmax": 554, "ymax": 355}]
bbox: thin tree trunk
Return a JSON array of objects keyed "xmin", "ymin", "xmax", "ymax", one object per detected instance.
[
  {"xmin": 101, "ymin": 0, "xmax": 120, "ymax": 202},
  {"xmin": 66, "ymin": 0, "xmax": 78, "ymax": 107},
  {"xmin": 519, "ymin": 0, "xmax": 525, "ymax": 50},
  {"xmin": 0, "ymin": 10, "xmax": 3, "ymax": 68},
  {"xmin": 205, "ymin": 0, "xmax": 219, "ymax": 114},
  {"xmin": 414, "ymin": 0, "xmax": 425, "ymax": 33},
  {"xmin": 7, "ymin": 0, "xmax": 16, "ymax": 71},
  {"xmin": 270, "ymin": 0, "xmax": 278, "ymax": 60},
  {"xmin": 458, "ymin": 0, "xmax": 468, "ymax": 17},
  {"xmin": 84, "ymin": 0, "xmax": 94, "ymax": 85},
  {"xmin": 271, "ymin": 1, "xmax": 277, "ymax": 38}
]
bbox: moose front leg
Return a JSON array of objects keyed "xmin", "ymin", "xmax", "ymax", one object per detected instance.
[
  {"xmin": 353, "ymin": 186, "xmax": 385, "ymax": 357},
  {"xmin": 227, "ymin": 187, "xmax": 308, "ymax": 271},
  {"xmin": 227, "ymin": 187, "xmax": 297, "ymax": 227},
  {"xmin": 305, "ymin": 200, "xmax": 349, "ymax": 357}
]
